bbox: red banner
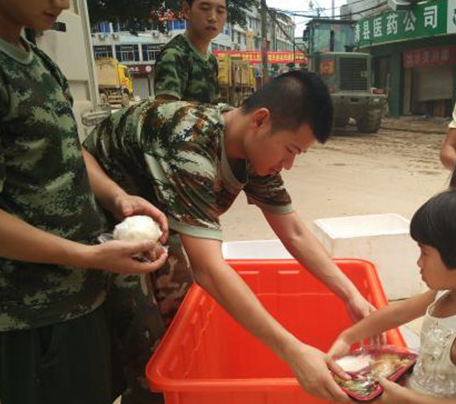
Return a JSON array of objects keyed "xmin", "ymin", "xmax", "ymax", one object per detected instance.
[
  {"xmin": 213, "ymin": 50, "xmax": 307, "ymax": 65},
  {"xmin": 403, "ymin": 46, "xmax": 456, "ymax": 68}
]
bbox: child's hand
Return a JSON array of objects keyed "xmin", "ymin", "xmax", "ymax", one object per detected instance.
[
  {"xmin": 328, "ymin": 332, "xmax": 352, "ymax": 359},
  {"xmin": 374, "ymin": 377, "xmax": 413, "ymax": 404}
]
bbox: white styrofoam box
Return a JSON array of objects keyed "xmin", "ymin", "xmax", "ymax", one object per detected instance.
[
  {"xmin": 313, "ymin": 213, "xmax": 424, "ymax": 300},
  {"xmin": 222, "ymin": 239, "xmax": 292, "ymax": 260}
]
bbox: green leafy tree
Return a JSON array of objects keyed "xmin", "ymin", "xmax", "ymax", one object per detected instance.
[{"xmin": 88, "ymin": 0, "xmax": 258, "ymax": 32}]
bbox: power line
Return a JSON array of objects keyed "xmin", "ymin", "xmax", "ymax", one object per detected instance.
[
  {"xmin": 263, "ymin": 1, "xmax": 389, "ymax": 60},
  {"xmin": 266, "ymin": 7, "xmax": 307, "ymax": 56},
  {"xmin": 341, "ymin": 0, "xmax": 378, "ymax": 9},
  {"xmin": 272, "ymin": 1, "xmax": 388, "ymax": 19},
  {"xmin": 339, "ymin": 1, "xmax": 388, "ymax": 18},
  {"xmin": 312, "ymin": 0, "xmax": 329, "ymax": 17},
  {"xmin": 270, "ymin": 0, "xmax": 378, "ymax": 14}
]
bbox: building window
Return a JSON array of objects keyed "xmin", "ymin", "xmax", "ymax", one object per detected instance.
[
  {"xmin": 115, "ymin": 44, "xmax": 140, "ymax": 62},
  {"xmin": 168, "ymin": 19, "xmax": 186, "ymax": 31},
  {"xmin": 94, "ymin": 45, "xmax": 113, "ymax": 60},
  {"xmin": 92, "ymin": 22, "xmax": 111, "ymax": 33},
  {"xmin": 142, "ymin": 44, "xmax": 162, "ymax": 62}
]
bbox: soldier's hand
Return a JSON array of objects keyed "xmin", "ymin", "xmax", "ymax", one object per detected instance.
[
  {"xmin": 113, "ymin": 194, "xmax": 169, "ymax": 244},
  {"xmin": 284, "ymin": 342, "xmax": 351, "ymax": 403},
  {"xmin": 80, "ymin": 240, "xmax": 168, "ymax": 274}
]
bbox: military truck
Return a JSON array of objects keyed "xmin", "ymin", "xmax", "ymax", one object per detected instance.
[
  {"xmin": 96, "ymin": 57, "xmax": 135, "ymax": 107},
  {"xmin": 304, "ymin": 19, "xmax": 386, "ymax": 133},
  {"xmin": 216, "ymin": 53, "xmax": 256, "ymax": 107}
]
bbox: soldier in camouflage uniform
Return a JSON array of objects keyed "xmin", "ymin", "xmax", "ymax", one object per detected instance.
[
  {"xmin": 85, "ymin": 70, "xmax": 377, "ymax": 403},
  {"xmin": 124, "ymin": 2, "xmax": 227, "ymax": 401},
  {"xmin": 154, "ymin": 0, "xmax": 227, "ymax": 103},
  {"xmin": 0, "ymin": 1, "xmax": 168, "ymax": 403}
]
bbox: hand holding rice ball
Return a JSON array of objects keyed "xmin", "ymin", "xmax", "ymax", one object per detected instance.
[{"xmin": 113, "ymin": 215, "xmax": 162, "ymax": 243}]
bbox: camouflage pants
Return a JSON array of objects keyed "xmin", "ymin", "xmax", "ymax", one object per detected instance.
[{"xmin": 107, "ymin": 233, "xmax": 193, "ymax": 404}]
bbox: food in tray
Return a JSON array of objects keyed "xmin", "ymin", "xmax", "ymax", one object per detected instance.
[
  {"xmin": 333, "ymin": 345, "xmax": 417, "ymax": 401},
  {"xmin": 336, "ymin": 354, "xmax": 372, "ymax": 373},
  {"xmin": 113, "ymin": 215, "xmax": 161, "ymax": 243}
]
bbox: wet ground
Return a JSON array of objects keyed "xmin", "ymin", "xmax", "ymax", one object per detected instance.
[
  {"xmin": 326, "ymin": 127, "xmax": 444, "ymax": 175},
  {"xmin": 222, "ymin": 122, "xmax": 450, "ymax": 241}
]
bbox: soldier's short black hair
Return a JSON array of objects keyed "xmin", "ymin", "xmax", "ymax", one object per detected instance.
[
  {"xmin": 241, "ymin": 70, "xmax": 334, "ymax": 144},
  {"xmin": 410, "ymin": 189, "xmax": 456, "ymax": 269},
  {"xmin": 184, "ymin": 0, "xmax": 228, "ymax": 7}
]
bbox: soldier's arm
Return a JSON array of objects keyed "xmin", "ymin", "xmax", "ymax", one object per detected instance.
[
  {"xmin": 180, "ymin": 234, "xmax": 350, "ymax": 403},
  {"xmin": 155, "ymin": 94, "xmax": 179, "ymax": 101},
  {"xmin": 154, "ymin": 49, "xmax": 188, "ymax": 100},
  {"xmin": 440, "ymin": 128, "xmax": 456, "ymax": 170},
  {"xmin": 0, "ymin": 207, "xmax": 166, "ymax": 273},
  {"xmin": 81, "ymin": 148, "xmax": 168, "ymax": 242},
  {"xmin": 263, "ymin": 210, "xmax": 373, "ymax": 323}
]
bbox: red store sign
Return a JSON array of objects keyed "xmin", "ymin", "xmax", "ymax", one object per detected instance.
[
  {"xmin": 129, "ymin": 64, "xmax": 154, "ymax": 75},
  {"xmin": 403, "ymin": 46, "xmax": 456, "ymax": 68}
]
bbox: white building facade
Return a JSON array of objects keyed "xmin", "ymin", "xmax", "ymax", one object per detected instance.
[{"xmin": 91, "ymin": 5, "xmax": 295, "ymax": 99}]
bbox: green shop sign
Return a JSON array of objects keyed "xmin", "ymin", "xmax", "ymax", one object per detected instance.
[{"xmin": 355, "ymin": 0, "xmax": 456, "ymax": 47}]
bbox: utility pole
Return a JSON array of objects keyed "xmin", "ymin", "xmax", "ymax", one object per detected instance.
[
  {"xmin": 261, "ymin": 0, "xmax": 269, "ymax": 85},
  {"xmin": 332, "ymin": 0, "xmax": 335, "ymax": 18}
]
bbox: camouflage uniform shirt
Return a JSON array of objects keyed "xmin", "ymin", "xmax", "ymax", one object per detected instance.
[
  {"xmin": 84, "ymin": 100, "xmax": 294, "ymax": 240},
  {"xmin": 450, "ymin": 102, "xmax": 456, "ymax": 129},
  {"xmin": 154, "ymin": 34, "xmax": 220, "ymax": 103},
  {"xmin": 0, "ymin": 38, "xmax": 109, "ymax": 331}
]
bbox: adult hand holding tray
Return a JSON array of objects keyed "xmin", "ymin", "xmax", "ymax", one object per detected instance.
[{"xmin": 333, "ymin": 345, "xmax": 418, "ymax": 402}]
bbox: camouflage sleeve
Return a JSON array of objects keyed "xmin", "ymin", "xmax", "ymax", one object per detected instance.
[
  {"xmin": 450, "ymin": 102, "xmax": 456, "ymax": 129},
  {"xmin": 0, "ymin": 133, "xmax": 4, "ymax": 194},
  {"xmin": 154, "ymin": 143, "xmax": 223, "ymax": 240},
  {"xmin": 0, "ymin": 72, "xmax": 7, "ymax": 192},
  {"xmin": 82, "ymin": 112, "xmax": 128, "ymax": 189},
  {"xmin": 154, "ymin": 48, "xmax": 189, "ymax": 100},
  {"xmin": 0, "ymin": 70, "xmax": 8, "ymax": 119},
  {"xmin": 142, "ymin": 112, "xmax": 224, "ymax": 240},
  {"xmin": 244, "ymin": 172, "xmax": 294, "ymax": 214},
  {"xmin": 210, "ymin": 55, "xmax": 221, "ymax": 102}
]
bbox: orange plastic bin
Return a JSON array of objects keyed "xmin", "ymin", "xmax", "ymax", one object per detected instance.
[{"xmin": 146, "ymin": 259, "xmax": 405, "ymax": 404}]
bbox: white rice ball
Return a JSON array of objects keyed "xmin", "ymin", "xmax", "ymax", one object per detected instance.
[{"xmin": 113, "ymin": 215, "xmax": 162, "ymax": 243}]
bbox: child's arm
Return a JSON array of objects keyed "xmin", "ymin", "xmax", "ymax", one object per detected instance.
[
  {"xmin": 82, "ymin": 148, "xmax": 168, "ymax": 244},
  {"xmin": 375, "ymin": 377, "xmax": 456, "ymax": 404},
  {"xmin": 375, "ymin": 335, "xmax": 456, "ymax": 403},
  {"xmin": 329, "ymin": 290, "xmax": 437, "ymax": 358}
]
